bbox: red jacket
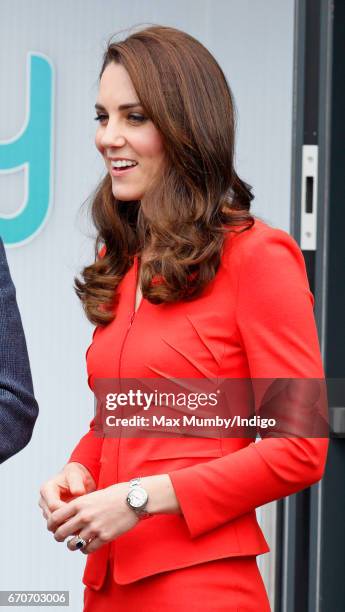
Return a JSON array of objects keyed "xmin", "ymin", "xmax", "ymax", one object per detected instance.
[{"xmin": 69, "ymin": 218, "xmax": 328, "ymax": 589}]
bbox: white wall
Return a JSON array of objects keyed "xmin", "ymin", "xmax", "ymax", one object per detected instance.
[{"xmin": 0, "ymin": 0, "xmax": 294, "ymax": 608}]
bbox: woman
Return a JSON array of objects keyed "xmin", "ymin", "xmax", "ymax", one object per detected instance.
[{"xmin": 39, "ymin": 25, "xmax": 328, "ymax": 611}]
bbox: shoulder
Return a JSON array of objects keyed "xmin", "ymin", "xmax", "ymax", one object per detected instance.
[
  {"xmin": 0, "ymin": 239, "xmax": 13, "ymax": 284},
  {"xmin": 220, "ymin": 217, "xmax": 311, "ymax": 305},
  {"xmin": 222, "ymin": 217, "xmax": 306, "ymax": 276},
  {"xmin": 0, "ymin": 237, "xmax": 6, "ymax": 260},
  {"xmin": 223, "ymin": 216, "xmax": 300, "ymax": 253}
]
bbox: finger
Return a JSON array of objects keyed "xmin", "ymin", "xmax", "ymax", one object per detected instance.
[
  {"xmin": 67, "ymin": 530, "xmax": 96, "ymax": 552},
  {"xmin": 47, "ymin": 502, "xmax": 78, "ymax": 533},
  {"xmin": 67, "ymin": 471, "xmax": 87, "ymax": 497},
  {"xmin": 67, "ymin": 535, "xmax": 85, "ymax": 552},
  {"xmin": 54, "ymin": 514, "xmax": 88, "ymax": 542},
  {"xmin": 80, "ymin": 536, "xmax": 105, "ymax": 555},
  {"xmin": 39, "ymin": 497, "xmax": 52, "ymax": 521},
  {"xmin": 41, "ymin": 482, "xmax": 66, "ymax": 513}
]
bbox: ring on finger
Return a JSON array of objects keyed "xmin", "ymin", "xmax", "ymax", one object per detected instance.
[{"xmin": 67, "ymin": 535, "xmax": 92, "ymax": 551}]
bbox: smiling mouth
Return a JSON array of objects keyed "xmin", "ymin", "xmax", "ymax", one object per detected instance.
[{"xmin": 110, "ymin": 164, "xmax": 138, "ymax": 176}]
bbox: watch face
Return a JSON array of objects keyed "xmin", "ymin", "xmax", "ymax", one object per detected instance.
[{"xmin": 127, "ymin": 487, "xmax": 148, "ymax": 509}]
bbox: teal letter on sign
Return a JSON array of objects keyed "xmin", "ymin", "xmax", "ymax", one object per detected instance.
[{"xmin": 0, "ymin": 53, "xmax": 54, "ymax": 246}]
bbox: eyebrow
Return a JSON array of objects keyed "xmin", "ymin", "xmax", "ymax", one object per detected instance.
[{"xmin": 94, "ymin": 102, "xmax": 143, "ymax": 111}]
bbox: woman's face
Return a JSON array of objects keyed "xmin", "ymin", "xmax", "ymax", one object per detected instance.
[{"xmin": 95, "ymin": 62, "xmax": 166, "ymax": 201}]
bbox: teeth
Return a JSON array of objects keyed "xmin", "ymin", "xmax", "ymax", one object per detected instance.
[{"xmin": 111, "ymin": 160, "xmax": 137, "ymax": 168}]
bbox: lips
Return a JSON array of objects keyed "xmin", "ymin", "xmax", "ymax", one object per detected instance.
[{"xmin": 110, "ymin": 164, "xmax": 138, "ymax": 177}]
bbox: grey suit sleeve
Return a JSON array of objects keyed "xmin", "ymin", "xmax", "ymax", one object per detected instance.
[{"xmin": 0, "ymin": 238, "xmax": 39, "ymax": 463}]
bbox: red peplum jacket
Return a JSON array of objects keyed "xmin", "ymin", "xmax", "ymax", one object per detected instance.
[{"xmin": 68, "ymin": 217, "xmax": 329, "ymax": 589}]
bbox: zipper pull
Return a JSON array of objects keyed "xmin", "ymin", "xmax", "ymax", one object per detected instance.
[{"xmin": 128, "ymin": 312, "xmax": 135, "ymax": 328}]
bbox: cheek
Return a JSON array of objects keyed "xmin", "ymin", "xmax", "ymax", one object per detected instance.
[{"xmin": 135, "ymin": 128, "xmax": 165, "ymax": 160}]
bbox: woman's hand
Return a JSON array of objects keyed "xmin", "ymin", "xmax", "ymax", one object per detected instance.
[
  {"xmin": 46, "ymin": 482, "xmax": 138, "ymax": 554},
  {"xmin": 39, "ymin": 462, "xmax": 96, "ymax": 519},
  {"xmin": 45, "ymin": 474, "xmax": 180, "ymax": 554}
]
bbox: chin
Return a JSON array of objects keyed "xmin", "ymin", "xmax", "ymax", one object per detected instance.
[{"xmin": 112, "ymin": 189, "xmax": 142, "ymax": 201}]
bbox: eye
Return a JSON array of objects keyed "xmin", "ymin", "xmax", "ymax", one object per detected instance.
[
  {"xmin": 128, "ymin": 113, "xmax": 147, "ymax": 124},
  {"xmin": 93, "ymin": 113, "xmax": 147, "ymax": 125},
  {"xmin": 94, "ymin": 114, "xmax": 107, "ymax": 124}
]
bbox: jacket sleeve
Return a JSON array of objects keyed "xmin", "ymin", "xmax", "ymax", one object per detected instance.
[
  {"xmin": 0, "ymin": 238, "xmax": 39, "ymax": 464},
  {"xmin": 168, "ymin": 226, "xmax": 329, "ymax": 539},
  {"xmin": 67, "ymin": 326, "xmax": 103, "ymax": 485},
  {"xmin": 67, "ymin": 416, "xmax": 103, "ymax": 485}
]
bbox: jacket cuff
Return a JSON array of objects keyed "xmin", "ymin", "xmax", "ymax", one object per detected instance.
[
  {"xmin": 168, "ymin": 438, "xmax": 328, "ymax": 539},
  {"xmin": 168, "ymin": 443, "xmax": 261, "ymax": 538}
]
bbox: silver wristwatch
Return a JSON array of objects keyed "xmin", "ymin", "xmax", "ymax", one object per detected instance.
[{"xmin": 126, "ymin": 477, "xmax": 152, "ymax": 520}]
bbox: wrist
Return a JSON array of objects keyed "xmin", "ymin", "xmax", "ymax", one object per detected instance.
[{"xmin": 139, "ymin": 474, "xmax": 181, "ymax": 515}]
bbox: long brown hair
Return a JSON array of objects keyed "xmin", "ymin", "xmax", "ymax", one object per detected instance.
[{"xmin": 75, "ymin": 25, "xmax": 254, "ymax": 325}]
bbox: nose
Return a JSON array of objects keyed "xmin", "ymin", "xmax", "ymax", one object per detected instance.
[{"xmin": 99, "ymin": 120, "xmax": 126, "ymax": 149}]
